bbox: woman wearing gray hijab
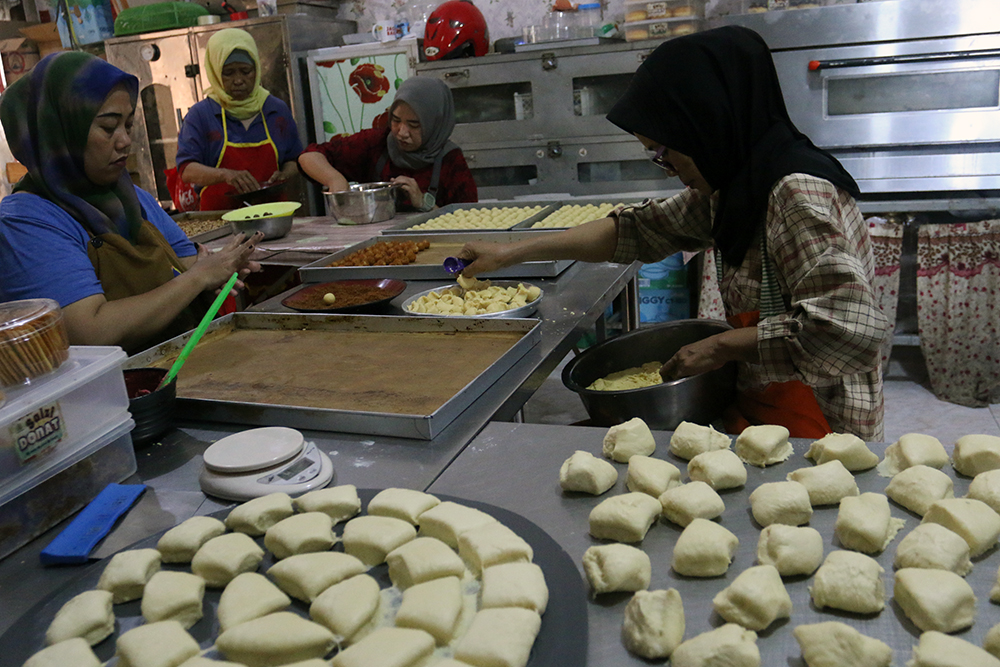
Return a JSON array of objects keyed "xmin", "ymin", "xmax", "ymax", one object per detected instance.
[{"xmin": 298, "ymin": 77, "xmax": 477, "ymax": 209}]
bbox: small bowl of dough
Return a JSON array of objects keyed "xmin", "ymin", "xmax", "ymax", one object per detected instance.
[{"xmin": 402, "ymin": 280, "xmax": 543, "ymax": 318}]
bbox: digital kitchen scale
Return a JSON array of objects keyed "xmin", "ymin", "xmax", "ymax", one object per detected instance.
[{"xmin": 199, "ymin": 427, "xmax": 334, "ymax": 502}]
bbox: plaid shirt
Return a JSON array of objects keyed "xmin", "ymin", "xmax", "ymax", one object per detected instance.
[{"xmin": 613, "ymin": 174, "xmax": 888, "ymax": 441}]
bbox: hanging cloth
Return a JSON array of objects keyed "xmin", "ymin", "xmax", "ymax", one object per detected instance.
[{"xmin": 198, "ymin": 107, "xmax": 280, "ymax": 211}]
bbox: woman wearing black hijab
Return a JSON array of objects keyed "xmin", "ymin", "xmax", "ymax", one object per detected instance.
[{"xmin": 459, "ymin": 26, "xmax": 889, "ymax": 441}]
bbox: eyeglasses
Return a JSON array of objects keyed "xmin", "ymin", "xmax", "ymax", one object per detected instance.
[{"xmin": 648, "ymin": 146, "xmax": 677, "ymax": 176}]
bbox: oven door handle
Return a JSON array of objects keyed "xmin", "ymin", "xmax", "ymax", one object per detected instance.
[{"xmin": 808, "ymin": 48, "xmax": 1000, "ymax": 71}]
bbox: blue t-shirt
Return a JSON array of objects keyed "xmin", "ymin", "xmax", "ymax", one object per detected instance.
[{"xmin": 0, "ymin": 186, "xmax": 196, "ymax": 308}]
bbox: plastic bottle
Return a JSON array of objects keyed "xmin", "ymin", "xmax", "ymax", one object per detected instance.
[
  {"xmin": 637, "ymin": 253, "xmax": 690, "ymax": 323},
  {"xmin": 576, "ymin": 2, "xmax": 603, "ymax": 38}
]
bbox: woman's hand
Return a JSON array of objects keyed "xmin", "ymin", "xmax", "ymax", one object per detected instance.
[
  {"xmin": 189, "ymin": 231, "xmax": 264, "ymax": 294},
  {"xmin": 390, "ymin": 175, "xmax": 423, "ymax": 210},
  {"xmin": 659, "ymin": 327, "xmax": 759, "ymax": 380},
  {"xmin": 222, "ymin": 168, "xmax": 260, "ymax": 194},
  {"xmin": 457, "ymin": 241, "xmax": 516, "ymax": 277}
]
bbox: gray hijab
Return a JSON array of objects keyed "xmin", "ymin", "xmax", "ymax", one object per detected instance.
[{"xmin": 386, "ymin": 77, "xmax": 458, "ymax": 170}]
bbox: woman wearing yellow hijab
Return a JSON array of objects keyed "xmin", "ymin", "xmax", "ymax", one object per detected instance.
[{"xmin": 177, "ymin": 28, "xmax": 302, "ymax": 210}]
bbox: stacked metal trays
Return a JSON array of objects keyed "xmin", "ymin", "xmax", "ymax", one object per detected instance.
[
  {"xmin": 382, "ymin": 201, "xmax": 561, "ymax": 233},
  {"xmin": 402, "ymin": 281, "xmax": 543, "ymax": 319}
]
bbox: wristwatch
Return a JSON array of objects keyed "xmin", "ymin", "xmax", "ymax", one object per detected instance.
[{"xmin": 419, "ymin": 192, "xmax": 436, "ymax": 212}]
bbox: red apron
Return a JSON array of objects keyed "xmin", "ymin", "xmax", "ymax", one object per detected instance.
[{"xmin": 199, "ymin": 110, "xmax": 279, "ymax": 211}]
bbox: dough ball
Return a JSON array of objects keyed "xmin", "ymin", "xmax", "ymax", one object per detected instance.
[
  {"xmin": 894, "ymin": 523, "xmax": 972, "ymax": 576},
  {"xmin": 835, "ymin": 493, "xmax": 906, "ymax": 554},
  {"xmin": 330, "ymin": 627, "xmax": 435, "ymax": 667},
  {"xmin": 672, "ymin": 518, "xmax": 739, "ymax": 577},
  {"xmin": 991, "ymin": 563, "xmax": 1000, "ymax": 603},
  {"xmin": 735, "ymin": 424, "xmax": 792, "ymax": 467},
  {"xmin": 178, "ymin": 658, "xmax": 247, "ymax": 667},
  {"xmin": 805, "ymin": 432, "xmax": 879, "ymax": 471},
  {"xmin": 809, "ymin": 550, "xmax": 885, "ymax": 614},
  {"xmin": 877, "ymin": 433, "xmax": 949, "ymax": 477},
  {"xmin": 886, "ymin": 465, "xmax": 955, "ymax": 516},
  {"xmin": 786, "ymin": 460, "xmax": 859, "ymax": 506},
  {"xmin": 418, "ymin": 501, "xmax": 497, "ymax": 549},
  {"xmin": 225, "ymin": 492, "xmax": 295, "ymax": 536},
  {"xmin": 953, "ymin": 434, "xmax": 1000, "ymax": 477},
  {"xmin": 757, "ymin": 524, "xmax": 824, "ymax": 576},
  {"xmin": 215, "ymin": 611, "xmax": 336, "ymax": 667},
  {"xmin": 792, "ymin": 621, "xmax": 893, "ymax": 667},
  {"xmin": 582, "ymin": 543, "xmax": 651, "ymax": 594},
  {"xmin": 264, "ymin": 512, "xmax": 336, "ymax": 560},
  {"xmin": 97, "ymin": 548, "xmax": 162, "ymax": 603},
  {"xmin": 985, "ymin": 623, "xmax": 1000, "ymax": 660},
  {"xmin": 293, "ymin": 484, "xmax": 361, "ymax": 523},
  {"xmin": 140, "ymin": 570, "xmax": 206, "ymax": 629},
  {"xmin": 559, "ymin": 450, "xmax": 618, "ymax": 495},
  {"xmin": 603, "ymin": 417, "xmax": 656, "ymax": 462},
  {"xmin": 458, "ymin": 521, "xmax": 533, "ymax": 575},
  {"xmin": 687, "ymin": 449, "xmax": 747, "ymax": 491},
  {"xmin": 386, "ymin": 536, "xmax": 466, "ymax": 589},
  {"xmin": 368, "ymin": 487, "xmax": 441, "ymax": 524},
  {"xmin": 481, "ymin": 561, "xmax": 549, "ymax": 614},
  {"xmin": 343, "ymin": 515, "xmax": 417, "ymax": 566},
  {"xmin": 24, "ymin": 638, "xmax": 101, "ymax": 667},
  {"xmin": 191, "ymin": 532, "xmax": 265, "ymax": 588},
  {"xmin": 589, "ymin": 491, "xmax": 662, "ymax": 542},
  {"xmin": 659, "ymin": 481, "xmax": 725, "ymax": 527},
  {"xmin": 156, "ymin": 516, "xmax": 226, "ymax": 564},
  {"xmin": 217, "ymin": 571, "xmax": 291, "ymax": 632},
  {"xmin": 749, "ymin": 481, "xmax": 813, "ymax": 527},
  {"xmin": 395, "ymin": 575, "xmax": 464, "ymax": 645},
  {"xmin": 893, "ymin": 567, "xmax": 976, "ymax": 633},
  {"xmin": 908, "ymin": 631, "xmax": 1000, "ymax": 667},
  {"xmin": 922, "ymin": 497, "xmax": 1000, "ymax": 557},
  {"xmin": 453, "ymin": 607, "xmax": 542, "ymax": 667},
  {"xmin": 309, "ymin": 574, "xmax": 381, "ymax": 645},
  {"xmin": 626, "ymin": 455, "xmax": 682, "ymax": 496},
  {"xmin": 968, "ymin": 469, "xmax": 1000, "ymax": 515},
  {"xmin": 115, "ymin": 620, "xmax": 200, "ymax": 667},
  {"xmin": 621, "ymin": 588, "xmax": 685, "ymax": 660},
  {"xmin": 670, "ymin": 623, "xmax": 760, "ymax": 667},
  {"xmin": 323, "ymin": 292, "xmax": 336, "ymax": 305},
  {"xmin": 267, "ymin": 551, "xmax": 367, "ymax": 603},
  {"xmin": 45, "ymin": 589, "xmax": 114, "ymax": 646},
  {"xmin": 670, "ymin": 421, "xmax": 732, "ymax": 460},
  {"xmin": 713, "ymin": 564, "xmax": 792, "ymax": 631}
]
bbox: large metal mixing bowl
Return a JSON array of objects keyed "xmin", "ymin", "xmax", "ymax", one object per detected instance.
[
  {"xmin": 562, "ymin": 319, "xmax": 738, "ymax": 430},
  {"xmin": 325, "ymin": 182, "xmax": 398, "ymax": 225}
]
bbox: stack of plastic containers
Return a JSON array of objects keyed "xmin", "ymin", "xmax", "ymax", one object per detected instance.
[{"xmin": 623, "ymin": 0, "xmax": 705, "ymax": 41}]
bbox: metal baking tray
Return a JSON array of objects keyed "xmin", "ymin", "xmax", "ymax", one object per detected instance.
[
  {"xmin": 126, "ymin": 312, "xmax": 541, "ymax": 440},
  {"xmin": 402, "ymin": 281, "xmax": 543, "ymax": 319},
  {"xmin": 297, "ymin": 232, "xmax": 575, "ymax": 282},
  {"xmin": 171, "ymin": 210, "xmax": 233, "ymax": 243},
  {"xmin": 509, "ymin": 201, "xmax": 628, "ymax": 232},
  {"xmin": 382, "ymin": 201, "xmax": 561, "ymax": 234}
]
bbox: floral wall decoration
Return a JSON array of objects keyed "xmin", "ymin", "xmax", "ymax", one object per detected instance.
[{"xmin": 313, "ymin": 52, "xmax": 410, "ymax": 140}]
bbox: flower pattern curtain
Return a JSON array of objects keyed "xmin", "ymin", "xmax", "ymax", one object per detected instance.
[{"xmin": 868, "ymin": 219, "xmax": 904, "ymax": 374}]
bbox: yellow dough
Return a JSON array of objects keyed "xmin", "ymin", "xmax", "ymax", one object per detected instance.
[
  {"xmin": 894, "ymin": 523, "xmax": 972, "ymax": 576},
  {"xmin": 672, "ymin": 518, "xmax": 739, "ymax": 577},
  {"xmin": 626, "ymin": 455, "xmax": 682, "ymax": 496},
  {"xmin": 368, "ymin": 488, "xmax": 441, "ymax": 525},
  {"xmin": 786, "ymin": 460, "xmax": 859, "ymax": 506},
  {"xmin": 967, "ymin": 469, "xmax": 1000, "ymax": 515},
  {"xmin": 922, "ymin": 497, "xmax": 1000, "ymax": 557},
  {"xmin": 877, "ymin": 433, "xmax": 949, "ymax": 477},
  {"xmin": 586, "ymin": 361, "xmax": 663, "ymax": 391},
  {"xmin": 45, "ymin": 589, "xmax": 114, "ymax": 646},
  {"xmin": 480, "ymin": 561, "xmax": 549, "ymax": 613},
  {"xmin": 687, "ymin": 449, "xmax": 747, "ymax": 490},
  {"xmin": 24, "ymin": 638, "xmax": 101, "ymax": 667},
  {"xmin": 835, "ymin": 493, "xmax": 906, "ymax": 554},
  {"xmin": 712, "ymin": 564, "xmax": 792, "ymax": 631},
  {"xmin": 267, "ymin": 551, "xmax": 367, "ymax": 602},
  {"xmin": 809, "ymin": 550, "xmax": 885, "ymax": 614},
  {"xmin": 589, "ymin": 491, "xmax": 662, "ymax": 542},
  {"xmin": 395, "ymin": 575, "xmax": 463, "ymax": 645},
  {"xmin": 386, "ymin": 536, "xmax": 465, "ymax": 589},
  {"xmin": 293, "ymin": 484, "xmax": 361, "ymax": 523},
  {"xmin": 178, "ymin": 659, "xmax": 248, "ymax": 667},
  {"xmin": 215, "ymin": 611, "xmax": 336, "ymax": 667},
  {"xmin": 622, "ymin": 588, "xmax": 685, "ymax": 660},
  {"xmin": 582, "ymin": 543, "xmax": 651, "ymax": 594},
  {"xmin": 264, "ymin": 512, "xmax": 336, "ymax": 560},
  {"xmin": 217, "ymin": 571, "xmax": 291, "ymax": 631},
  {"xmin": 458, "ymin": 521, "xmax": 533, "ymax": 575},
  {"xmin": 670, "ymin": 623, "xmax": 760, "ymax": 667},
  {"xmin": 749, "ymin": 481, "xmax": 813, "ymax": 527},
  {"xmin": 97, "ymin": 548, "xmax": 162, "ymax": 603},
  {"xmin": 792, "ymin": 621, "xmax": 893, "ymax": 667},
  {"xmin": 453, "ymin": 607, "xmax": 542, "ymax": 667},
  {"xmin": 908, "ymin": 631, "xmax": 1000, "ymax": 667},
  {"xmin": 418, "ymin": 501, "xmax": 497, "ymax": 549},
  {"xmin": 224, "ymin": 492, "xmax": 295, "ymax": 536},
  {"xmin": 115, "ymin": 620, "xmax": 200, "ymax": 667},
  {"xmin": 659, "ymin": 481, "xmax": 725, "ymax": 527},
  {"xmin": 560, "ymin": 450, "xmax": 619, "ymax": 495},
  {"xmin": 329, "ymin": 626, "xmax": 436, "ymax": 667},
  {"xmin": 756, "ymin": 524, "xmax": 824, "ymax": 576},
  {"xmin": 893, "ymin": 568, "xmax": 976, "ymax": 633},
  {"xmin": 342, "ymin": 515, "xmax": 417, "ymax": 566},
  {"xmin": 735, "ymin": 424, "xmax": 792, "ymax": 467},
  {"xmin": 885, "ymin": 465, "xmax": 955, "ymax": 516},
  {"xmin": 156, "ymin": 515, "xmax": 226, "ymax": 563},
  {"xmin": 985, "ymin": 623, "xmax": 1000, "ymax": 659},
  {"xmin": 805, "ymin": 432, "xmax": 879, "ymax": 471},
  {"xmin": 140, "ymin": 570, "xmax": 206, "ymax": 629},
  {"xmin": 309, "ymin": 574, "xmax": 381, "ymax": 644},
  {"xmin": 669, "ymin": 421, "xmax": 731, "ymax": 460},
  {"xmin": 602, "ymin": 417, "xmax": 656, "ymax": 462},
  {"xmin": 952, "ymin": 434, "xmax": 1000, "ymax": 477},
  {"xmin": 190, "ymin": 532, "xmax": 264, "ymax": 587}
]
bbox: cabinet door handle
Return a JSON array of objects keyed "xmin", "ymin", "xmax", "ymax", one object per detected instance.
[
  {"xmin": 443, "ymin": 69, "xmax": 469, "ymax": 80},
  {"xmin": 808, "ymin": 48, "xmax": 1000, "ymax": 70}
]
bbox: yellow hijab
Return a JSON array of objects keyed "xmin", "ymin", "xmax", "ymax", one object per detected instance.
[{"xmin": 204, "ymin": 28, "xmax": 270, "ymax": 120}]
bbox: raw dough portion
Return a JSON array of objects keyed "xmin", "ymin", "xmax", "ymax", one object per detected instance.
[
  {"xmin": 878, "ymin": 433, "xmax": 949, "ymax": 477},
  {"xmin": 953, "ymin": 434, "xmax": 1000, "ymax": 477},
  {"xmin": 809, "ymin": 550, "xmax": 885, "ymax": 614},
  {"xmin": 687, "ymin": 449, "xmax": 747, "ymax": 491},
  {"xmin": 190, "ymin": 532, "xmax": 265, "ymax": 587},
  {"xmin": 178, "ymin": 659, "xmax": 247, "ymax": 667},
  {"xmin": 670, "ymin": 623, "xmax": 760, "ymax": 667},
  {"xmin": 329, "ymin": 626, "xmax": 435, "ymax": 667},
  {"xmin": 587, "ymin": 361, "xmax": 662, "ymax": 391},
  {"xmin": 458, "ymin": 521, "xmax": 533, "ymax": 575},
  {"xmin": 157, "ymin": 515, "xmax": 226, "ymax": 563},
  {"xmin": 395, "ymin": 576, "xmax": 463, "ymax": 645},
  {"xmin": 735, "ymin": 424, "xmax": 792, "ymax": 467},
  {"xmin": 45, "ymin": 589, "xmax": 114, "ymax": 646},
  {"xmin": 293, "ymin": 485, "xmax": 361, "ymax": 523},
  {"xmin": 215, "ymin": 611, "xmax": 336, "ymax": 667},
  {"xmin": 267, "ymin": 551, "xmax": 367, "ymax": 602},
  {"xmin": 894, "ymin": 523, "xmax": 972, "ymax": 576},
  {"xmin": 893, "ymin": 568, "xmax": 976, "ymax": 633},
  {"xmin": 672, "ymin": 518, "xmax": 739, "ymax": 577},
  {"xmin": 835, "ymin": 493, "xmax": 906, "ymax": 554},
  {"xmin": 985, "ymin": 623, "xmax": 1000, "ymax": 659},
  {"xmin": 756, "ymin": 524, "xmax": 824, "ymax": 576},
  {"xmin": 922, "ymin": 497, "xmax": 1000, "ymax": 557},
  {"xmin": 805, "ymin": 432, "xmax": 879, "ymax": 471},
  {"xmin": 669, "ymin": 421, "xmax": 732, "ymax": 460},
  {"xmin": 481, "ymin": 561, "xmax": 549, "ymax": 613},
  {"xmin": 97, "ymin": 548, "xmax": 162, "ymax": 603},
  {"xmin": 264, "ymin": 512, "xmax": 336, "ymax": 560},
  {"xmin": 368, "ymin": 488, "xmax": 441, "ymax": 524},
  {"xmin": 749, "ymin": 481, "xmax": 813, "ymax": 527},
  {"xmin": 418, "ymin": 501, "xmax": 497, "ymax": 549},
  {"xmin": 968, "ymin": 469, "xmax": 1000, "ymax": 515},
  {"xmin": 386, "ymin": 536, "xmax": 466, "ymax": 589},
  {"xmin": 217, "ymin": 571, "xmax": 291, "ymax": 631},
  {"xmin": 24, "ymin": 638, "xmax": 101, "ymax": 667},
  {"xmin": 603, "ymin": 417, "xmax": 656, "ymax": 462},
  {"xmin": 713, "ymin": 565, "xmax": 792, "ymax": 631},
  {"xmin": 886, "ymin": 465, "xmax": 955, "ymax": 516},
  {"xmin": 310, "ymin": 574, "xmax": 381, "ymax": 644},
  {"xmin": 115, "ymin": 620, "xmax": 200, "ymax": 667},
  {"xmin": 453, "ymin": 607, "xmax": 542, "ymax": 667},
  {"xmin": 786, "ymin": 460, "xmax": 859, "ymax": 506},
  {"xmin": 140, "ymin": 570, "xmax": 206, "ymax": 629},
  {"xmin": 589, "ymin": 492, "xmax": 662, "ymax": 542},
  {"xmin": 626, "ymin": 455, "xmax": 682, "ymax": 496},
  {"xmin": 659, "ymin": 481, "xmax": 725, "ymax": 527},
  {"xmin": 908, "ymin": 631, "xmax": 1000, "ymax": 667},
  {"xmin": 582, "ymin": 543, "xmax": 651, "ymax": 594},
  {"xmin": 622, "ymin": 588, "xmax": 685, "ymax": 660},
  {"xmin": 342, "ymin": 515, "xmax": 417, "ymax": 566},
  {"xmin": 224, "ymin": 492, "xmax": 295, "ymax": 536},
  {"xmin": 991, "ymin": 563, "xmax": 1000, "ymax": 602},
  {"xmin": 559, "ymin": 450, "xmax": 619, "ymax": 495},
  {"xmin": 792, "ymin": 621, "xmax": 893, "ymax": 667}
]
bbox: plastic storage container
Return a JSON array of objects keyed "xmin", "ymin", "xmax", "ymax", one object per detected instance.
[
  {"xmin": 624, "ymin": 16, "xmax": 702, "ymax": 41},
  {"xmin": 113, "ymin": 1, "xmax": 209, "ymax": 37},
  {"xmin": 576, "ymin": 3, "xmax": 603, "ymax": 37},
  {"xmin": 0, "ymin": 299, "xmax": 70, "ymax": 388},
  {"xmin": 624, "ymin": 0, "xmax": 704, "ymax": 22}
]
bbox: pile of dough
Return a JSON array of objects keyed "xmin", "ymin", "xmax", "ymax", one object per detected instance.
[
  {"xmin": 559, "ymin": 450, "xmax": 618, "ymax": 495},
  {"xmin": 893, "ymin": 523, "xmax": 972, "ymax": 575},
  {"xmin": 582, "ymin": 543, "xmax": 651, "ymax": 594},
  {"xmin": 293, "ymin": 485, "xmax": 361, "ymax": 523},
  {"xmin": 603, "ymin": 418, "xmax": 656, "ymax": 462},
  {"xmin": 756, "ymin": 524, "xmax": 824, "ymax": 576},
  {"xmin": 215, "ymin": 611, "xmax": 336, "ymax": 667},
  {"xmin": 659, "ymin": 482, "xmax": 725, "ymax": 527},
  {"xmin": 140, "ymin": 570, "xmax": 206, "ymax": 629},
  {"xmin": 368, "ymin": 488, "xmax": 440, "ymax": 524},
  {"xmin": 712, "ymin": 565, "xmax": 792, "ymax": 631},
  {"xmin": 805, "ymin": 432, "xmax": 879, "ymax": 471},
  {"xmin": 672, "ymin": 518, "xmax": 739, "ymax": 577},
  {"xmin": 586, "ymin": 361, "xmax": 662, "ymax": 391},
  {"xmin": 786, "ymin": 460, "xmax": 859, "ymax": 506},
  {"xmin": 735, "ymin": 424, "xmax": 792, "ymax": 467},
  {"xmin": 97, "ymin": 548, "xmax": 162, "ymax": 603},
  {"xmin": 835, "ymin": 493, "xmax": 906, "ymax": 554},
  {"xmin": 217, "ymin": 572, "xmax": 291, "ymax": 631},
  {"xmin": 968, "ymin": 469, "xmax": 1000, "ymax": 514},
  {"xmin": 418, "ymin": 501, "xmax": 497, "ymax": 548},
  {"xmin": 395, "ymin": 576, "xmax": 463, "ymax": 645},
  {"xmin": 309, "ymin": 574, "xmax": 381, "ymax": 644},
  {"xmin": 190, "ymin": 532, "xmax": 264, "ymax": 587},
  {"xmin": 893, "ymin": 568, "xmax": 976, "ymax": 633},
  {"xmin": 908, "ymin": 631, "xmax": 1000, "ymax": 667},
  {"xmin": 329, "ymin": 627, "xmax": 435, "ymax": 667},
  {"xmin": 45, "ymin": 590, "xmax": 114, "ymax": 646},
  {"xmin": 481, "ymin": 561, "xmax": 549, "ymax": 613},
  {"xmin": 115, "ymin": 620, "xmax": 200, "ymax": 667},
  {"xmin": 749, "ymin": 481, "xmax": 813, "ymax": 527},
  {"xmin": 669, "ymin": 421, "xmax": 731, "ymax": 460},
  {"xmin": 453, "ymin": 607, "xmax": 542, "ymax": 667},
  {"xmin": 885, "ymin": 465, "xmax": 955, "ymax": 516},
  {"xmin": 877, "ymin": 433, "xmax": 949, "ymax": 477},
  {"xmin": 809, "ymin": 550, "xmax": 885, "ymax": 614},
  {"xmin": 589, "ymin": 492, "xmax": 662, "ymax": 542},
  {"xmin": 669, "ymin": 623, "xmax": 760, "ymax": 667},
  {"xmin": 458, "ymin": 521, "xmax": 533, "ymax": 574},
  {"xmin": 156, "ymin": 516, "xmax": 226, "ymax": 563},
  {"xmin": 386, "ymin": 536, "xmax": 466, "ymax": 589},
  {"xmin": 267, "ymin": 551, "xmax": 367, "ymax": 602},
  {"xmin": 986, "ymin": 623, "xmax": 1000, "ymax": 659},
  {"xmin": 224, "ymin": 492, "xmax": 295, "ymax": 536},
  {"xmin": 922, "ymin": 497, "xmax": 1000, "ymax": 557},
  {"xmin": 687, "ymin": 449, "xmax": 747, "ymax": 490},
  {"xmin": 264, "ymin": 512, "xmax": 335, "ymax": 560},
  {"xmin": 342, "ymin": 515, "xmax": 417, "ymax": 566},
  {"xmin": 626, "ymin": 455, "xmax": 682, "ymax": 497},
  {"xmin": 953, "ymin": 434, "xmax": 1000, "ymax": 477},
  {"xmin": 24, "ymin": 638, "xmax": 101, "ymax": 667},
  {"xmin": 621, "ymin": 589, "xmax": 685, "ymax": 660},
  {"xmin": 792, "ymin": 622, "xmax": 893, "ymax": 667}
]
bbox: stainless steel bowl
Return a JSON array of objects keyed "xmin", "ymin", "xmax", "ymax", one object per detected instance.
[
  {"xmin": 223, "ymin": 202, "xmax": 300, "ymax": 240},
  {"xmin": 402, "ymin": 281, "xmax": 542, "ymax": 318},
  {"xmin": 325, "ymin": 182, "xmax": 398, "ymax": 225},
  {"xmin": 562, "ymin": 319, "xmax": 738, "ymax": 430}
]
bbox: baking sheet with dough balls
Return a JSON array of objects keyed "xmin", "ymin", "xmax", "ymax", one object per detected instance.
[
  {"xmin": 395, "ymin": 575, "xmax": 464, "ymax": 645},
  {"xmin": 215, "ymin": 611, "xmax": 336, "ymax": 667},
  {"xmin": 140, "ymin": 570, "xmax": 206, "ymax": 629},
  {"xmin": 458, "ymin": 521, "xmax": 534, "ymax": 575},
  {"xmin": 985, "ymin": 623, "xmax": 1000, "ymax": 659},
  {"xmin": 908, "ymin": 631, "xmax": 1000, "ymax": 667},
  {"xmin": 792, "ymin": 621, "xmax": 893, "ymax": 667},
  {"xmin": 480, "ymin": 561, "xmax": 549, "ymax": 613},
  {"xmin": 712, "ymin": 564, "xmax": 792, "ymax": 631},
  {"xmin": 805, "ymin": 432, "xmax": 879, "ymax": 471},
  {"xmin": 263, "ymin": 512, "xmax": 336, "ymax": 560},
  {"xmin": 329, "ymin": 626, "xmax": 436, "ymax": 667},
  {"xmin": 342, "ymin": 515, "xmax": 418, "ymax": 566},
  {"xmin": 922, "ymin": 497, "xmax": 1000, "ymax": 557},
  {"xmin": 877, "ymin": 433, "xmax": 949, "ymax": 477},
  {"xmin": 115, "ymin": 620, "xmax": 200, "ymax": 667},
  {"xmin": 386, "ymin": 536, "xmax": 466, "ymax": 589},
  {"xmin": 672, "ymin": 518, "xmax": 740, "ymax": 577},
  {"xmin": 602, "ymin": 417, "xmax": 656, "ymax": 462},
  {"xmin": 835, "ymin": 493, "xmax": 906, "ymax": 554},
  {"xmin": 559, "ymin": 450, "xmax": 618, "ymax": 495},
  {"xmin": 893, "ymin": 567, "xmax": 976, "ymax": 633},
  {"xmin": 24, "ymin": 638, "xmax": 102, "ymax": 667},
  {"xmin": 293, "ymin": 484, "xmax": 361, "ymax": 523},
  {"xmin": 310, "ymin": 574, "xmax": 381, "ymax": 645},
  {"xmin": 368, "ymin": 487, "xmax": 441, "ymax": 524},
  {"xmin": 626, "ymin": 455, "xmax": 682, "ymax": 496},
  {"xmin": 756, "ymin": 524, "xmax": 824, "ymax": 576},
  {"xmin": 190, "ymin": 532, "xmax": 265, "ymax": 587},
  {"xmin": 453, "ymin": 607, "xmax": 542, "ymax": 667},
  {"xmin": 589, "ymin": 491, "xmax": 662, "ymax": 542},
  {"xmin": 224, "ymin": 492, "xmax": 295, "ymax": 536},
  {"xmin": 156, "ymin": 515, "xmax": 226, "ymax": 563},
  {"xmin": 96, "ymin": 548, "xmax": 162, "ymax": 603},
  {"xmin": 894, "ymin": 523, "xmax": 972, "ymax": 576},
  {"xmin": 217, "ymin": 571, "xmax": 292, "ymax": 631},
  {"xmin": 968, "ymin": 469, "xmax": 1000, "ymax": 515},
  {"xmin": 953, "ymin": 434, "xmax": 1000, "ymax": 477},
  {"xmin": 621, "ymin": 588, "xmax": 685, "ymax": 660},
  {"xmin": 582, "ymin": 543, "xmax": 651, "ymax": 594},
  {"xmin": 267, "ymin": 551, "xmax": 367, "ymax": 602},
  {"xmin": 735, "ymin": 424, "xmax": 792, "ymax": 467},
  {"xmin": 658, "ymin": 481, "xmax": 725, "ymax": 527},
  {"xmin": 687, "ymin": 449, "xmax": 747, "ymax": 490},
  {"xmin": 786, "ymin": 459, "xmax": 859, "ymax": 506},
  {"xmin": 669, "ymin": 420, "xmax": 732, "ymax": 460},
  {"xmin": 748, "ymin": 480, "xmax": 813, "ymax": 527},
  {"xmin": 670, "ymin": 623, "xmax": 760, "ymax": 667},
  {"xmin": 809, "ymin": 550, "xmax": 885, "ymax": 614},
  {"xmin": 418, "ymin": 501, "xmax": 497, "ymax": 549},
  {"xmin": 885, "ymin": 465, "xmax": 955, "ymax": 516},
  {"xmin": 45, "ymin": 589, "xmax": 114, "ymax": 646}
]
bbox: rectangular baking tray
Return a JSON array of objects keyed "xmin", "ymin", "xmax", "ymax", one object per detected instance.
[
  {"xmin": 509, "ymin": 201, "xmax": 629, "ymax": 232},
  {"xmin": 171, "ymin": 210, "xmax": 233, "ymax": 244},
  {"xmin": 126, "ymin": 312, "xmax": 541, "ymax": 440},
  {"xmin": 381, "ymin": 201, "xmax": 561, "ymax": 234},
  {"xmin": 297, "ymin": 231, "xmax": 575, "ymax": 282}
]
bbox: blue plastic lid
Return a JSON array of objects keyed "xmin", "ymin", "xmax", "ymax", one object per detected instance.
[{"xmin": 578, "ymin": 3, "xmax": 602, "ymax": 8}]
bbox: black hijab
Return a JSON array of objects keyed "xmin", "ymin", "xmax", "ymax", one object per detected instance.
[{"xmin": 606, "ymin": 26, "xmax": 859, "ymax": 267}]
